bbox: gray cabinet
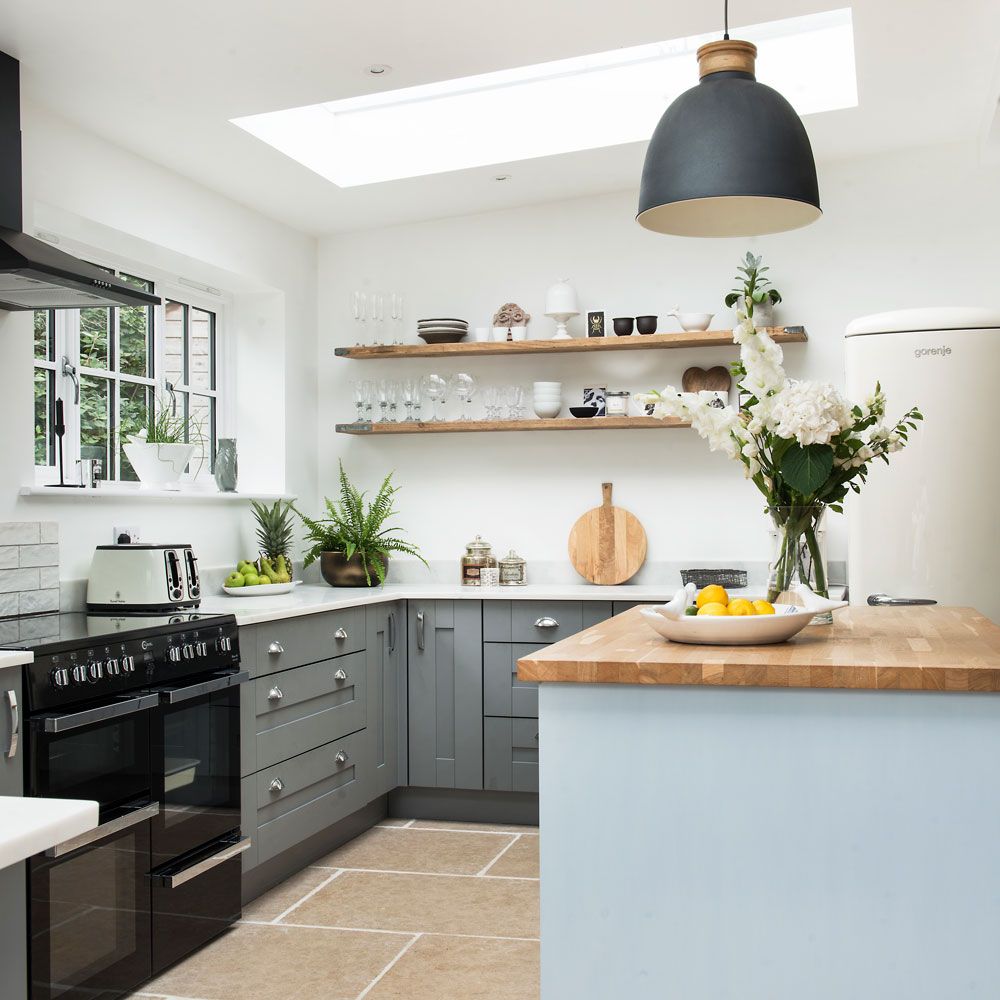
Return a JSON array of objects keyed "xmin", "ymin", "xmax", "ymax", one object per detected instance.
[
  {"xmin": 255, "ymin": 607, "xmax": 364, "ymax": 675},
  {"xmin": 366, "ymin": 600, "xmax": 404, "ymax": 797},
  {"xmin": 408, "ymin": 601, "xmax": 483, "ymax": 790},
  {"xmin": 484, "ymin": 642, "xmax": 544, "ymax": 718},
  {"xmin": 484, "ymin": 717, "xmax": 539, "ymax": 793},
  {"xmin": 0, "ymin": 663, "xmax": 26, "ymax": 1000}
]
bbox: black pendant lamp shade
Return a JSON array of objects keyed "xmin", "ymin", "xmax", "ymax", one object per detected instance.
[{"xmin": 637, "ymin": 40, "xmax": 821, "ymax": 237}]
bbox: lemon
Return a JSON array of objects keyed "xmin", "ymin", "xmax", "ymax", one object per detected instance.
[
  {"xmin": 697, "ymin": 602, "xmax": 729, "ymax": 616},
  {"xmin": 727, "ymin": 598, "xmax": 757, "ymax": 616},
  {"xmin": 752, "ymin": 600, "xmax": 776, "ymax": 615},
  {"xmin": 696, "ymin": 584, "xmax": 729, "ymax": 609}
]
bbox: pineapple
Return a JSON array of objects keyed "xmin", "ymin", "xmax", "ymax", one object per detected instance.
[{"xmin": 250, "ymin": 500, "xmax": 294, "ymax": 583}]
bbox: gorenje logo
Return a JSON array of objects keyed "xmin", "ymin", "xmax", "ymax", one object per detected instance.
[{"xmin": 914, "ymin": 346, "xmax": 952, "ymax": 359}]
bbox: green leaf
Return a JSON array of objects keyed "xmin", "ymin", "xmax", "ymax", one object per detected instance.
[{"xmin": 779, "ymin": 443, "xmax": 834, "ymax": 495}]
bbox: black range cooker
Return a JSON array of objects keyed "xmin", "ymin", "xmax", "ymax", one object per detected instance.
[{"xmin": 1, "ymin": 611, "xmax": 249, "ymax": 1000}]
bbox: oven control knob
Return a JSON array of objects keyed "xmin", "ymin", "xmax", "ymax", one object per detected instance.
[
  {"xmin": 218, "ymin": 636, "xmax": 233, "ymax": 653},
  {"xmin": 167, "ymin": 646, "xmax": 182, "ymax": 663},
  {"xmin": 87, "ymin": 661, "xmax": 103, "ymax": 682},
  {"xmin": 195, "ymin": 641, "xmax": 208, "ymax": 657},
  {"xmin": 121, "ymin": 655, "xmax": 136, "ymax": 673},
  {"xmin": 182, "ymin": 644, "xmax": 195, "ymax": 660},
  {"xmin": 105, "ymin": 658, "xmax": 121, "ymax": 677},
  {"xmin": 71, "ymin": 663, "xmax": 88, "ymax": 685},
  {"xmin": 51, "ymin": 667, "xmax": 71, "ymax": 689}
]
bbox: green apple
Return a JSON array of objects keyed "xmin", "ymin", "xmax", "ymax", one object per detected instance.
[
  {"xmin": 242, "ymin": 572, "xmax": 260, "ymax": 587},
  {"xmin": 237, "ymin": 560, "xmax": 255, "ymax": 574},
  {"xmin": 225, "ymin": 572, "xmax": 244, "ymax": 588}
]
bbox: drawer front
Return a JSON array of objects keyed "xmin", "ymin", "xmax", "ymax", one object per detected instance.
[
  {"xmin": 256, "ymin": 651, "xmax": 366, "ymax": 768},
  {"xmin": 484, "ymin": 601, "xmax": 585, "ymax": 644},
  {"xmin": 254, "ymin": 731, "xmax": 368, "ymax": 865},
  {"xmin": 256, "ymin": 607, "xmax": 364, "ymax": 674},
  {"xmin": 484, "ymin": 642, "xmax": 544, "ymax": 718},
  {"xmin": 484, "ymin": 717, "xmax": 539, "ymax": 794}
]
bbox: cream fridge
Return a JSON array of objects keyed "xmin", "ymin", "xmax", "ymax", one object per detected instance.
[{"xmin": 845, "ymin": 307, "xmax": 1000, "ymax": 623}]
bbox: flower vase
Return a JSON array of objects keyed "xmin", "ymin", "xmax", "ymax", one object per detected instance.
[
  {"xmin": 767, "ymin": 505, "xmax": 832, "ymax": 624},
  {"xmin": 214, "ymin": 438, "xmax": 238, "ymax": 492}
]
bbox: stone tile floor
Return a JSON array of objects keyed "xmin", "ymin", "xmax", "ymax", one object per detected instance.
[{"xmin": 131, "ymin": 819, "xmax": 540, "ymax": 1000}]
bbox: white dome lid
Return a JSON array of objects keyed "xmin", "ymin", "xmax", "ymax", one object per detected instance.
[{"xmin": 846, "ymin": 307, "xmax": 1000, "ymax": 337}]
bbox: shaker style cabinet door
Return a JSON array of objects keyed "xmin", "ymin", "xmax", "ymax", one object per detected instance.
[
  {"xmin": 407, "ymin": 601, "xmax": 483, "ymax": 790},
  {"xmin": 366, "ymin": 601, "xmax": 404, "ymax": 797},
  {"xmin": 0, "ymin": 664, "xmax": 27, "ymax": 1000}
]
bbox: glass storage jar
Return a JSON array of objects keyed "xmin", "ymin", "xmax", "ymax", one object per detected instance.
[
  {"xmin": 461, "ymin": 535, "xmax": 496, "ymax": 586},
  {"xmin": 499, "ymin": 550, "xmax": 527, "ymax": 586}
]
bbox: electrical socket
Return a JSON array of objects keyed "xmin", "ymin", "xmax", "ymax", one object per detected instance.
[{"xmin": 113, "ymin": 525, "xmax": 141, "ymax": 545}]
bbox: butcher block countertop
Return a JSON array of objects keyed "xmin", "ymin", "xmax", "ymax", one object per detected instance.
[{"xmin": 517, "ymin": 606, "xmax": 1000, "ymax": 692}]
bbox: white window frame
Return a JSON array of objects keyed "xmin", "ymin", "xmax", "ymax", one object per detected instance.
[{"xmin": 33, "ymin": 246, "xmax": 232, "ymax": 488}]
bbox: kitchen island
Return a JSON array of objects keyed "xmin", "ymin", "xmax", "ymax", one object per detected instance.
[{"xmin": 518, "ymin": 605, "xmax": 1000, "ymax": 1000}]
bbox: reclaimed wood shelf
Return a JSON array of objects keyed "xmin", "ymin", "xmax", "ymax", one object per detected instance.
[
  {"xmin": 334, "ymin": 326, "xmax": 806, "ymax": 360},
  {"xmin": 335, "ymin": 416, "xmax": 690, "ymax": 435}
]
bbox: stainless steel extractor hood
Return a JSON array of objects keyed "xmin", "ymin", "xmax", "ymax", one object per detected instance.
[{"xmin": 0, "ymin": 51, "xmax": 161, "ymax": 311}]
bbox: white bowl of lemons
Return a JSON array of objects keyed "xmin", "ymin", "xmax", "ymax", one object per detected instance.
[{"xmin": 641, "ymin": 581, "xmax": 847, "ymax": 646}]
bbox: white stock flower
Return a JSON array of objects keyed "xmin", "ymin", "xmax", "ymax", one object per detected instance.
[{"xmin": 769, "ymin": 380, "xmax": 853, "ymax": 446}]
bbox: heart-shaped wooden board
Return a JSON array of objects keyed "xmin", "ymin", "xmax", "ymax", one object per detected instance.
[{"xmin": 682, "ymin": 365, "xmax": 733, "ymax": 393}]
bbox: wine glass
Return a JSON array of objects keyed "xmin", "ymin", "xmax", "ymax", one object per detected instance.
[
  {"xmin": 401, "ymin": 378, "xmax": 418, "ymax": 422},
  {"xmin": 420, "ymin": 374, "xmax": 448, "ymax": 422},
  {"xmin": 391, "ymin": 293, "xmax": 404, "ymax": 345},
  {"xmin": 352, "ymin": 291, "xmax": 367, "ymax": 346},
  {"xmin": 386, "ymin": 380, "xmax": 399, "ymax": 422},
  {"xmin": 376, "ymin": 379, "xmax": 390, "ymax": 421},
  {"xmin": 361, "ymin": 380, "xmax": 374, "ymax": 422},
  {"xmin": 351, "ymin": 380, "xmax": 367, "ymax": 422},
  {"xmin": 449, "ymin": 373, "xmax": 478, "ymax": 421},
  {"xmin": 372, "ymin": 293, "xmax": 385, "ymax": 346},
  {"xmin": 483, "ymin": 385, "xmax": 498, "ymax": 419}
]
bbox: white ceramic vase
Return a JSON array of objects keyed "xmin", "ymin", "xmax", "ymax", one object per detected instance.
[{"xmin": 123, "ymin": 442, "xmax": 196, "ymax": 490}]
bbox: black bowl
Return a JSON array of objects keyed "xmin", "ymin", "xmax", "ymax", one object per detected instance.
[
  {"xmin": 612, "ymin": 316, "xmax": 634, "ymax": 336},
  {"xmin": 569, "ymin": 406, "xmax": 599, "ymax": 418},
  {"xmin": 636, "ymin": 315, "xmax": 658, "ymax": 334}
]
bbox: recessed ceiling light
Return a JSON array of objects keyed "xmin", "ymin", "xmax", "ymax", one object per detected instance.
[
  {"xmin": 233, "ymin": 8, "xmax": 855, "ymax": 188},
  {"xmin": 366, "ymin": 64, "xmax": 391, "ymax": 76}
]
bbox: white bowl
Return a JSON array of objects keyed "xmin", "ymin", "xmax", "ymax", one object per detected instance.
[
  {"xmin": 532, "ymin": 392, "xmax": 563, "ymax": 401},
  {"xmin": 533, "ymin": 401, "xmax": 562, "ymax": 419},
  {"xmin": 641, "ymin": 583, "xmax": 848, "ymax": 646},
  {"xmin": 533, "ymin": 382, "xmax": 562, "ymax": 390},
  {"xmin": 672, "ymin": 311, "xmax": 714, "ymax": 332}
]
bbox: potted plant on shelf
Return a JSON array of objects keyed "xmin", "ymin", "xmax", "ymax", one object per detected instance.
[
  {"xmin": 293, "ymin": 462, "xmax": 426, "ymax": 587},
  {"xmin": 120, "ymin": 395, "xmax": 203, "ymax": 490},
  {"xmin": 640, "ymin": 309, "xmax": 922, "ymax": 622},
  {"xmin": 724, "ymin": 251, "xmax": 783, "ymax": 328}
]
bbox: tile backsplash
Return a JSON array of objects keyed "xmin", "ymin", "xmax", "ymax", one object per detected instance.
[{"xmin": 0, "ymin": 521, "xmax": 59, "ymax": 618}]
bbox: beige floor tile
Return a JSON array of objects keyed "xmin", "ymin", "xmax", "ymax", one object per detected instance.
[
  {"xmin": 240, "ymin": 866, "xmax": 336, "ymax": 922},
  {"xmin": 142, "ymin": 922, "xmax": 404, "ymax": 1000},
  {"xmin": 315, "ymin": 826, "xmax": 515, "ymax": 875},
  {"xmin": 366, "ymin": 934, "xmax": 540, "ymax": 999},
  {"xmin": 287, "ymin": 870, "xmax": 539, "ymax": 938},
  {"xmin": 484, "ymin": 836, "xmax": 539, "ymax": 879},
  {"xmin": 408, "ymin": 819, "xmax": 540, "ymax": 835}
]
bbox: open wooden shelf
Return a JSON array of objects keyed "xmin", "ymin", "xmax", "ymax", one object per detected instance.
[
  {"xmin": 335, "ymin": 416, "xmax": 690, "ymax": 435},
  {"xmin": 334, "ymin": 326, "xmax": 806, "ymax": 360}
]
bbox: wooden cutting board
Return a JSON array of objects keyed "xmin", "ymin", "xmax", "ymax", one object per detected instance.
[{"xmin": 568, "ymin": 482, "xmax": 647, "ymax": 585}]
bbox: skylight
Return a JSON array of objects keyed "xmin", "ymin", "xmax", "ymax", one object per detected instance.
[{"xmin": 231, "ymin": 8, "xmax": 856, "ymax": 188}]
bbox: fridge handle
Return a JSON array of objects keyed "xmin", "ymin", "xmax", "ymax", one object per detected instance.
[{"xmin": 867, "ymin": 594, "xmax": 938, "ymax": 607}]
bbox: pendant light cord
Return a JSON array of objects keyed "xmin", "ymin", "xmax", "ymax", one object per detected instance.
[{"xmin": 723, "ymin": 0, "xmax": 730, "ymax": 39}]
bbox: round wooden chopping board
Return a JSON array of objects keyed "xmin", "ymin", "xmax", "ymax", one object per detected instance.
[{"xmin": 568, "ymin": 482, "xmax": 647, "ymax": 585}]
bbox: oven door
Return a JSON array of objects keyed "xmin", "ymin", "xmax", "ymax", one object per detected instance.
[
  {"xmin": 150, "ymin": 670, "xmax": 248, "ymax": 866},
  {"xmin": 29, "ymin": 802, "xmax": 154, "ymax": 1000}
]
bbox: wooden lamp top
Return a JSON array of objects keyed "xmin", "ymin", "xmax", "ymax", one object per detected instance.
[{"xmin": 697, "ymin": 39, "xmax": 757, "ymax": 78}]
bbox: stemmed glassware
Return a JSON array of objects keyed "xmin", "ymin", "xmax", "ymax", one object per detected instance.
[
  {"xmin": 503, "ymin": 384, "xmax": 525, "ymax": 420},
  {"xmin": 401, "ymin": 378, "xmax": 419, "ymax": 422},
  {"xmin": 376, "ymin": 379, "xmax": 390, "ymax": 421},
  {"xmin": 352, "ymin": 291, "xmax": 367, "ymax": 346},
  {"xmin": 420, "ymin": 374, "xmax": 448, "ymax": 422},
  {"xmin": 362, "ymin": 380, "xmax": 374, "ymax": 422},
  {"xmin": 351, "ymin": 379, "xmax": 367, "ymax": 422},
  {"xmin": 483, "ymin": 385, "xmax": 499, "ymax": 420},
  {"xmin": 391, "ymin": 293, "xmax": 404, "ymax": 345},
  {"xmin": 372, "ymin": 293, "xmax": 385, "ymax": 346},
  {"xmin": 386, "ymin": 380, "xmax": 399, "ymax": 422},
  {"xmin": 449, "ymin": 373, "xmax": 478, "ymax": 421}
]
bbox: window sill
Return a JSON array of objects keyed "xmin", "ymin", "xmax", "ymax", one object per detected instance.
[{"xmin": 20, "ymin": 485, "xmax": 294, "ymax": 502}]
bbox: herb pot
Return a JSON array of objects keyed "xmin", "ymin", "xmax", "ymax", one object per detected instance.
[
  {"xmin": 123, "ymin": 442, "xmax": 196, "ymax": 490},
  {"xmin": 320, "ymin": 550, "xmax": 389, "ymax": 588},
  {"xmin": 635, "ymin": 315, "xmax": 658, "ymax": 334}
]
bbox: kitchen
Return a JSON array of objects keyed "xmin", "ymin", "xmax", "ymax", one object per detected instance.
[{"xmin": 1, "ymin": 1, "xmax": 1000, "ymax": 998}]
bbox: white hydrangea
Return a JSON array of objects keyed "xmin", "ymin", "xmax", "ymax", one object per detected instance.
[{"xmin": 768, "ymin": 380, "xmax": 853, "ymax": 446}]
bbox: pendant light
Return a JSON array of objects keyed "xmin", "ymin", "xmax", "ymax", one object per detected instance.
[{"xmin": 637, "ymin": 1, "xmax": 821, "ymax": 238}]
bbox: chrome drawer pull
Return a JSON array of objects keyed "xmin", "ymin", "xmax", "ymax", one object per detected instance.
[
  {"xmin": 156, "ymin": 836, "xmax": 252, "ymax": 889},
  {"xmin": 269, "ymin": 777, "xmax": 284, "ymax": 793},
  {"xmin": 48, "ymin": 801, "xmax": 159, "ymax": 858},
  {"xmin": 333, "ymin": 668, "xmax": 348, "ymax": 682},
  {"xmin": 335, "ymin": 750, "xmax": 349, "ymax": 766},
  {"xmin": 267, "ymin": 686, "xmax": 283, "ymax": 702},
  {"xmin": 534, "ymin": 617, "xmax": 559, "ymax": 629},
  {"xmin": 4, "ymin": 689, "xmax": 17, "ymax": 760},
  {"xmin": 267, "ymin": 641, "xmax": 284, "ymax": 655},
  {"xmin": 416, "ymin": 610, "xmax": 425, "ymax": 650},
  {"xmin": 334, "ymin": 627, "xmax": 348, "ymax": 640}
]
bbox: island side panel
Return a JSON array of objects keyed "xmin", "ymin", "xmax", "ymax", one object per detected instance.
[{"xmin": 539, "ymin": 683, "xmax": 1000, "ymax": 1000}]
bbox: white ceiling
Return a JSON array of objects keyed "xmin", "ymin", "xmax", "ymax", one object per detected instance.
[{"xmin": 1, "ymin": 0, "xmax": 998, "ymax": 236}]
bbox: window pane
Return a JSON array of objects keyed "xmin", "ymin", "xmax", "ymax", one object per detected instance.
[
  {"xmin": 119, "ymin": 305, "xmax": 152, "ymax": 377},
  {"xmin": 164, "ymin": 300, "xmax": 187, "ymax": 386},
  {"xmin": 188, "ymin": 393, "xmax": 216, "ymax": 475},
  {"xmin": 190, "ymin": 308, "xmax": 215, "ymax": 390},
  {"xmin": 80, "ymin": 374, "xmax": 111, "ymax": 480},
  {"xmin": 119, "ymin": 272, "xmax": 153, "ymax": 293},
  {"xmin": 118, "ymin": 383, "xmax": 151, "ymax": 482},
  {"xmin": 33, "ymin": 368, "xmax": 55, "ymax": 466},
  {"xmin": 80, "ymin": 308, "xmax": 110, "ymax": 370},
  {"xmin": 34, "ymin": 310, "xmax": 54, "ymax": 361}
]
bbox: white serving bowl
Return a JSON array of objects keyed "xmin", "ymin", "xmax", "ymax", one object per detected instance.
[
  {"xmin": 532, "ymin": 392, "xmax": 562, "ymax": 401},
  {"xmin": 533, "ymin": 401, "xmax": 562, "ymax": 418},
  {"xmin": 671, "ymin": 311, "xmax": 714, "ymax": 332},
  {"xmin": 533, "ymin": 381, "xmax": 562, "ymax": 390}
]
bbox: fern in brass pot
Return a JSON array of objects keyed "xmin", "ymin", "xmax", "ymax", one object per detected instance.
[{"xmin": 293, "ymin": 463, "xmax": 425, "ymax": 587}]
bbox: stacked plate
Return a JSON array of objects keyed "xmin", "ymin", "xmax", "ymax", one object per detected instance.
[{"xmin": 418, "ymin": 318, "xmax": 468, "ymax": 344}]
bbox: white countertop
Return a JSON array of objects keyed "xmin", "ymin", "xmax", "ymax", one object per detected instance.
[
  {"xmin": 198, "ymin": 581, "xmax": 683, "ymax": 626},
  {"xmin": 0, "ymin": 650, "xmax": 33, "ymax": 671},
  {"xmin": 0, "ymin": 797, "xmax": 100, "ymax": 870}
]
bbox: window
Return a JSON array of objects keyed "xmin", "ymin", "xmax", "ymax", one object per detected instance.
[{"xmin": 33, "ymin": 263, "xmax": 223, "ymax": 486}]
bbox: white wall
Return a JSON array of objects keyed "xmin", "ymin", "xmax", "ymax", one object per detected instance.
[
  {"xmin": 0, "ymin": 104, "xmax": 318, "ymax": 581},
  {"xmin": 317, "ymin": 141, "xmax": 1000, "ymax": 572}
]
